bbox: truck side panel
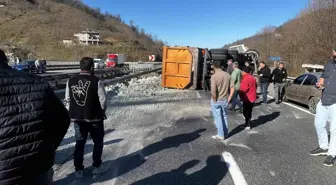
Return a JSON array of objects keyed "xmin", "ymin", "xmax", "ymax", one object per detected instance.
[{"xmin": 161, "ymin": 46, "xmax": 193, "ymax": 89}]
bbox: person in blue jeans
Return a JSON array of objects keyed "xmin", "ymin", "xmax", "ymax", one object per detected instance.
[
  {"xmin": 309, "ymin": 49, "xmax": 336, "ymax": 166},
  {"xmin": 257, "ymin": 61, "xmax": 271, "ymax": 104},
  {"xmin": 210, "ymin": 61, "xmax": 234, "ymax": 140}
]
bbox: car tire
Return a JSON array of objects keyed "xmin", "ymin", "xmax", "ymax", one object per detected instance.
[{"xmin": 308, "ymin": 97, "xmax": 319, "ymax": 114}]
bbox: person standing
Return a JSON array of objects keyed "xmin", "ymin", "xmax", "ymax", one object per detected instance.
[
  {"xmin": 257, "ymin": 61, "xmax": 271, "ymax": 104},
  {"xmin": 226, "ymin": 58, "xmax": 234, "ymax": 75},
  {"xmin": 271, "ymin": 61, "xmax": 287, "ymax": 104},
  {"xmin": 309, "ymin": 49, "xmax": 336, "ymax": 166},
  {"xmin": 229, "ymin": 62, "xmax": 243, "ymax": 111},
  {"xmin": 239, "ymin": 66, "xmax": 257, "ymax": 129},
  {"xmin": 0, "ymin": 49, "xmax": 70, "ymax": 184},
  {"xmin": 244, "ymin": 61, "xmax": 254, "ymax": 75},
  {"xmin": 64, "ymin": 57, "xmax": 108, "ymax": 178},
  {"xmin": 210, "ymin": 60, "xmax": 235, "ymax": 140}
]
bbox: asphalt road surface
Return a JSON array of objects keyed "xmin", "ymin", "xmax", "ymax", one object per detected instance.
[{"xmin": 53, "ymin": 79, "xmax": 334, "ymax": 185}]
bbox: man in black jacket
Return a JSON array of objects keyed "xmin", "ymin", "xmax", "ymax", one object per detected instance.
[
  {"xmin": 0, "ymin": 49, "xmax": 70, "ymax": 185},
  {"xmin": 271, "ymin": 62, "xmax": 287, "ymax": 104},
  {"xmin": 257, "ymin": 61, "xmax": 272, "ymax": 104},
  {"xmin": 64, "ymin": 57, "xmax": 108, "ymax": 179}
]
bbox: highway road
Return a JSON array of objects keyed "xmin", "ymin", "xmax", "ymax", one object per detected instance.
[{"xmin": 51, "ymin": 77, "xmax": 334, "ymax": 185}]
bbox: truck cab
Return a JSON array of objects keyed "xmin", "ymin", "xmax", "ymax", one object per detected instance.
[{"xmin": 105, "ymin": 54, "xmax": 125, "ymax": 68}]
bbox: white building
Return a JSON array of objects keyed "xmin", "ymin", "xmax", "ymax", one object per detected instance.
[{"xmin": 74, "ymin": 30, "xmax": 102, "ymax": 45}]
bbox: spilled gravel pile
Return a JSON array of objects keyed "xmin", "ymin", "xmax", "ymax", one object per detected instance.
[{"xmin": 105, "ymin": 75, "xmax": 177, "ymax": 98}]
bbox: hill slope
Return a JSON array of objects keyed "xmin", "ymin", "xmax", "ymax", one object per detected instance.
[
  {"xmin": 0, "ymin": 0, "xmax": 165, "ymax": 61},
  {"xmin": 223, "ymin": 1, "xmax": 335, "ymax": 76}
]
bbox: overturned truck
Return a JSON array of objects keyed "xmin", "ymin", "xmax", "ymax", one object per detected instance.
[{"xmin": 161, "ymin": 44, "xmax": 260, "ymax": 91}]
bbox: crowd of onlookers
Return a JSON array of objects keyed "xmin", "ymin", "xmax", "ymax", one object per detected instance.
[
  {"xmin": 210, "ymin": 58, "xmax": 288, "ymax": 138},
  {"xmin": 210, "ymin": 48, "xmax": 336, "ymax": 167}
]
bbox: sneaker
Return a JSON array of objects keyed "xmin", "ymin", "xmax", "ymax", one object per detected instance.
[
  {"xmin": 92, "ymin": 166, "xmax": 108, "ymax": 175},
  {"xmin": 309, "ymin": 147, "xmax": 328, "ymax": 156},
  {"xmin": 323, "ymin": 156, "xmax": 336, "ymax": 167},
  {"xmin": 75, "ymin": 170, "xmax": 84, "ymax": 179},
  {"xmin": 245, "ymin": 126, "xmax": 251, "ymax": 130},
  {"xmin": 211, "ymin": 135, "xmax": 224, "ymax": 140}
]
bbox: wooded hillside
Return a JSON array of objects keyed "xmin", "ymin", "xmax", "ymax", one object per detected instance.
[
  {"xmin": 0, "ymin": 0, "xmax": 165, "ymax": 61},
  {"xmin": 223, "ymin": 0, "xmax": 335, "ymax": 76}
]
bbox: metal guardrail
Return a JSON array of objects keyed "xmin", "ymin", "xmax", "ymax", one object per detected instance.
[{"xmin": 54, "ymin": 68, "xmax": 162, "ymax": 95}]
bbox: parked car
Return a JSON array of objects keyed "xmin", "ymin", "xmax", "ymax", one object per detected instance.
[
  {"xmin": 94, "ymin": 59, "xmax": 105, "ymax": 69},
  {"xmin": 283, "ymin": 72, "xmax": 322, "ymax": 114},
  {"xmin": 11, "ymin": 60, "xmax": 36, "ymax": 74}
]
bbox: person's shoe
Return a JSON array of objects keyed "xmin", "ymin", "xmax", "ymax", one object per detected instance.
[
  {"xmin": 275, "ymin": 102, "xmax": 280, "ymax": 105},
  {"xmin": 245, "ymin": 125, "xmax": 251, "ymax": 130},
  {"xmin": 75, "ymin": 170, "xmax": 84, "ymax": 179},
  {"xmin": 92, "ymin": 166, "xmax": 109, "ymax": 175},
  {"xmin": 323, "ymin": 156, "xmax": 336, "ymax": 167},
  {"xmin": 212, "ymin": 135, "xmax": 224, "ymax": 140},
  {"xmin": 309, "ymin": 147, "xmax": 328, "ymax": 156}
]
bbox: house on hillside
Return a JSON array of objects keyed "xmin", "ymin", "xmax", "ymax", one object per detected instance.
[{"xmin": 73, "ymin": 30, "xmax": 103, "ymax": 45}]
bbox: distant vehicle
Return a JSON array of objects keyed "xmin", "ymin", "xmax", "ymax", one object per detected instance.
[
  {"xmin": 284, "ymin": 72, "xmax": 322, "ymax": 114},
  {"xmin": 105, "ymin": 54, "xmax": 125, "ymax": 68},
  {"xmin": 11, "ymin": 60, "xmax": 36, "ymax": 74},
  {"xmin": 94, "ymin": 59, "xmax": 105, "ymax": 69}
]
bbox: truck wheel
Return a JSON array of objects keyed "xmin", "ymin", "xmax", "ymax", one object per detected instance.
[
  {"xmin": 228, "ymin": 50, "xmax": 239, "ymax": 55},
  {"xmin": 230, "ymin": 54, "xmax": 238, "ymax": 61},
  {"xmin": 308, "ymin": 97, "xmax": 319, "ymax": 114},
  {"xmin": 210, "ymin": 49, "xmax": 228, "ymax": 55},
  {"xmin": 211, "ymin": 54, "xmax": 228, "ymax": 61}
]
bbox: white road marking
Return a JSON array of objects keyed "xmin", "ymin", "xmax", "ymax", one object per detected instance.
[
  {"xmin": 228, "ymin": 143, "xmax": 253, "ymax": 150},
  {"xmin": 196, "ymin": 91, "xmax": 201, "ymax": 98},
  {"xmin": 267, "ymin": 95, "xmax": 314, "ymax": 116},
  {"xmin": 222, "ymin": 151, "xmax": 248, "ymax": 185},
  {"xmin": 201, "ymin": 116, "xmax": 208, "ymax": 121}
]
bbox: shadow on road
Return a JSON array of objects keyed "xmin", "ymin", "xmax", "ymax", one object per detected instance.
[
  {"xmin": 228, "ymin": 111, "xmax": 280, "ymax": 137},
  {"xmin": 55, "ymin": 138, "xmax": 123, "ymax": 165},
  {"xmin": 53, "ymin": 128, "xmax": 207, "ymax": 185},
  {"xmin": 130, "ymin": 155, "xmax": 228, "ymax": 185},
  {"xmin": 59, "ymin": 128, "xmax": 116, "ymax": 147}
]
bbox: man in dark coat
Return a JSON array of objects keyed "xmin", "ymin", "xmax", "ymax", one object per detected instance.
[
  {"xmin": 0, "ymin": 49, "xmax": 70, "ymax": 185},
  {"xmin": 257, "ymin": 61, "xmax": 272, "ymax": 104},
  {"xmin": 271, "ymin": 61, "xmax": 287, "ymax": 104},
  {"xmin": 64, "ymin": 57, "xmax": 108, "ymax": 179}
]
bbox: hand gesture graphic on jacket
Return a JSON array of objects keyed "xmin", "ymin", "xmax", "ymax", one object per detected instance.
[{"xmin": 71, "ymin": 80, "xmax": 91, "ymax": 106}]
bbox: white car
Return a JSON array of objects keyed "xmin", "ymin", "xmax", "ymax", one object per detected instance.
[{"xmin": 94, "ymin": 59, "xmax": 105, "ymax": 69}]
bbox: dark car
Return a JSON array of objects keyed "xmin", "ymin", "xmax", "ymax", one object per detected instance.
[
  {"xmin": 12, "ymin": 60, "xmax": 36, "ymax": 74},
  {"xmin": 284, "ymin": 72, "xmax": 322, "ymax": 113}
]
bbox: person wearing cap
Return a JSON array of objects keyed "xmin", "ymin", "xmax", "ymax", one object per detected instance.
[
  {"xmin": 0, "ymin": 49, "xmax": 70, "ymax": 184},
  {"xmin": 271, "ymin": 61, "xmax": 287, "ymax": 104},
  {"xmin": 239, "ymin": 66, "xmax": 257, "ymax": 129},
  {"xmin": 229, "ymin": 61, "xmax": 243, "ymax": 111},
  {"xmin": 309, "ymin": 49, "xmax": 336, "ymax": 166},
  {"xmin": 64, "ymin": 57, "xmax": 108, "ymax": 178}
]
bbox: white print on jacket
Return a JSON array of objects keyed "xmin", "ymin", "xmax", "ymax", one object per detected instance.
[{"xmin": 71, "ymin": 80, "xmax": 91, "ymax": 106}]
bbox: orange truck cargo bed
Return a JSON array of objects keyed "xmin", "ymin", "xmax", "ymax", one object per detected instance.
[{"xmin": 161, "ymin": 46, "xmax": 193, "ymax": 89}]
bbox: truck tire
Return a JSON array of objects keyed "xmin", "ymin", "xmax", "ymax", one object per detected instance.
[
  {"xmin": 211, "ymin": 54, "xmax": 228, "ymax": 61},
  {"xmin": 210, "ymin": 49, "xmax": 228, "ymax": 55},
  {"xmin": 230, "ymin": 54, "xmax": 238, "ymax": 61},
  {"xmin": 228, "ymin": 50, "xmax": 239, "ymax": 55}
]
